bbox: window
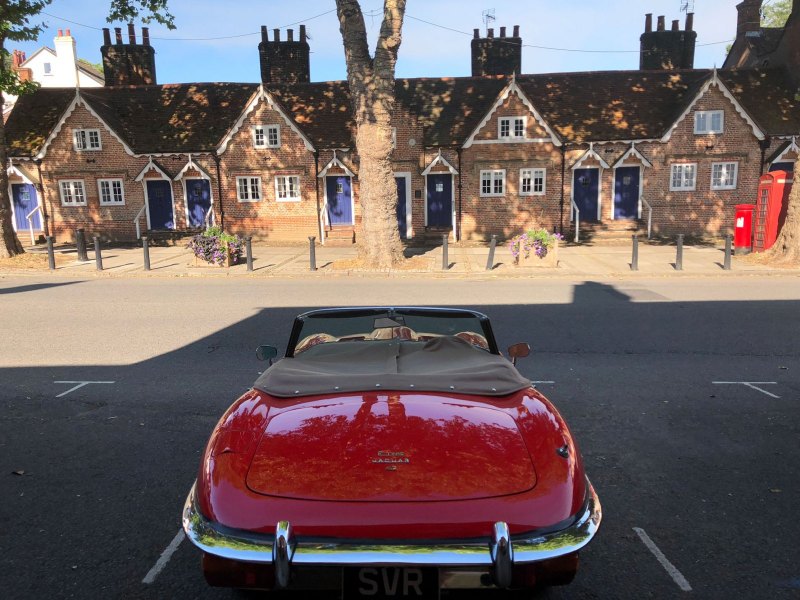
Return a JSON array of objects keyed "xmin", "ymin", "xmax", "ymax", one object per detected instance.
[
  {"xmin": 520, "ymin": 168, "xmax": 546, "ymax": 196},
  {"xmin": 711, "ymin": 162, "xmax": 738, "ymax": 190},
  {"xmin": 98, "ymin": 178, "xmax": 125, "ymax": 205},
  {"xmin": 391, "ymin": 127, "xmax": 397, "ymax": 150},
  {"xmin": 480, "ymin": 170, "xmax": 506, "ymax": 197},
  {"xmin": 43, "ymin": 62, "xmax": 52, "ymax": 75},
  {"xmin": 253, "ymin": 125, "xmax": 280, "ymax": 148},
  {"xmin": 670, "ymin": 163, "xmax": 697, "ymax": 191},
  {"xmin": 73, "ymin": 129, "xmax": 101, "ymax": 151},
  {"xmin": 236, "ymin": 176, "xmax": 262, "ymax": 202},
  {"xmin": 59, "ymin": 180, "xmax": 86, "ymax": 206},
  {"xmin": 275, "ymin": 175, "xmax": 301, "ymax": 201},
  {"xmin": 694, "ymin": 110, "xmax": 724, "ymax": 134},
  {"xmin": 498, "ymin": 117, "xmax": 526, "ymax": 140}
]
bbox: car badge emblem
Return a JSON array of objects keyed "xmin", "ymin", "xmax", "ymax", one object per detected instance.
[{"xmin": 372, "ymin": 450, "xmax": 410, "ymax": 471}]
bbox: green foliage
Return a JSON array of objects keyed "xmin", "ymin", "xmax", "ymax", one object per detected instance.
[
  {"xmin": 107, "ymin": 0, "xmax": 176, "ymax": 29},
  {"xmin": 762, "ymin": 0, "xmax": 791, "ymax": 28},
  {"xmin": 78, "ymin": 58, "xmax": 104, "ymax": 74}
]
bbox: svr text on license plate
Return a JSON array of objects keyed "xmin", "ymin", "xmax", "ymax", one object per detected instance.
[{"xmin": 344, "ymin": 567, "xmax": 439, "ymax": 599}]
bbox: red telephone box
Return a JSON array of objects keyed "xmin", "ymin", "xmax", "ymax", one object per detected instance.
[{"xmin": 754, "ymin": 170, "xmax": 793, "ymax": 252}]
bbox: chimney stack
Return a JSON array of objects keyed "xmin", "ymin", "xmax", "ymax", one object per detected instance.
[
  {"xmin": 258, "ymin": 24, "xmax": 311, "ymax": 85},
  {"xmin": 640, "ymin": 12, "xmax": 697, "ymax": 70},
  {"xmin": 471, "ymin": 24, "xmax": 522, "ymax": 76},
  {"xmin": 101, "ymin": 25, "xmax": 157, "ymax": 86},
  {"xmin": 736, "ymin": 0, "xmax": 763, "ymax": 37},
  {"xmin": 54, "ymin": 28, "xmax": 79, "ymax": 87}
]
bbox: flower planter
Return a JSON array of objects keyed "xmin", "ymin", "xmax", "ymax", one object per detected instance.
[
  {"xmin": 517, "ymin": 238, "xmax": 559, "ymax": 268},
  {"xmin": 188, "ymin": 227, "xmax": 244, "ymax": 268}
]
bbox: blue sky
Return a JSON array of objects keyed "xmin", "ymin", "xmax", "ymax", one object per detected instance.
[{"xmin": 18, "ymin": 0, "xmax": 742, "ymax": 83}]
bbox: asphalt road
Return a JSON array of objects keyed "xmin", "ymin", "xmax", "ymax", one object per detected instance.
[{"xmin": 1, "ymin": 275, "xmax": 798, "ymax": 600}]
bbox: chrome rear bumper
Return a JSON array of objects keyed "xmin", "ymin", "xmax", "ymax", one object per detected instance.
[{"xmin": 182, "ymin": 481, "xmax": 601, "ymax": 579}]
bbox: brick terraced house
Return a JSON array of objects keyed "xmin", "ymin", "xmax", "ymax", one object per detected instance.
[{"xmin": 5, "ymin": 3, "xmax": 800, "ymax": 246}]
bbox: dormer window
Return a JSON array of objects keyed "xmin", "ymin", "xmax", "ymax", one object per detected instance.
[
  {"xmin": 498, "ymin": 117, "xmax": 526, "ymax": 140},
  {"xmin": 253, "ymin": 125, "xmax": 280, "ymax": 148},
  {"xmin": 73, "ymin": 129, "xmax": 101, "ymax": 151},
  {"xmin": 694, "ymin": 110, "xmax": 724, "ymax": 135}
]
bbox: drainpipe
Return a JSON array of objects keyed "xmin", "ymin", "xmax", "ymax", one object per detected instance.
[
  {"xmin": 559, "ymin": 145, "xmax": 567, "ymax": 235},
  {"xmin": 35, "ymin": 159, "xmax": 51, "ymax": 237},
  {"xmin": 759, "ymin": 137, "xmax": 771, "ymax": 174},
  {"xmin": 456, "ymin": 147, "xmax": 463, "ymax": 242},
  {"xmin": 212, "ymin": 151, "xmax": 224, "ymax": 229},
  {"xmin": 314, "ymin": 150, "xmax": 323, "ymax": 244}
]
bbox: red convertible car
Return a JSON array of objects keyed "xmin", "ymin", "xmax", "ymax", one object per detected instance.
[{"xmin": 183, "ymin": 307, "xmax": 601, "ymax": 596}]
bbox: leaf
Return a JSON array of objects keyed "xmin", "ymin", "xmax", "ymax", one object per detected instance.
[{"xmin": 12, "ymin": 470, "xmax": 25, "ymax": 476}]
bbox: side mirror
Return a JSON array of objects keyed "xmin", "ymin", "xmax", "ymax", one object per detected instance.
[
  {"xmin": 255, "ymin": 345, "xmax": 279, "ymax": 364},
  {"xmin": 507, "ymin": 342, "xmax": 531, "ymax": 366}
]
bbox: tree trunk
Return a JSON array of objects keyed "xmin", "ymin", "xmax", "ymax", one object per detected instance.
[
  {"xmin": 0, "ymin": 89, "xmax": 25, "ymax": 258},
  {"xmin": 336, "ymin": 0, "xmax": 405, "ymax": 268},
  {"xmin": 765, "ymin": 156, "xmax": 800, "ymax": 263}
]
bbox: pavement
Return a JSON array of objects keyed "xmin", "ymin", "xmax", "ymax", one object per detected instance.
[{"xmin": 4, "ymin": 237, "xmax": 796, "ymax": 279}]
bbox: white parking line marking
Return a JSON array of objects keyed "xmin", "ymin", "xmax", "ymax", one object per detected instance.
[
  {"xmin": 633, "ymin": 527, "xmax": 692, "ymax": 592},
  {"xmin": 712, "ymin": 381, "xmax": 780, "ymax": 399},
  {"xmin": 142, "ymin": 529, "xmax": 185, "ymax": 584},
  {"xmin": 54, "ymin": 381, "xmax": 115, "ymax": 398},
  {"xmin": 531, "ymin": 381, "xmax": 555, "ymax": 384}
]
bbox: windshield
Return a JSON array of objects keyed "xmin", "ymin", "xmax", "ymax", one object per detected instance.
[{"xmin": 287, "ymin": 307, "xmax": 498, "ymax": 356}]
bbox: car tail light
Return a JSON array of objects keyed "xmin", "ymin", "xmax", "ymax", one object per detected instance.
[{"xmin": 202, "ymin": 553, "xmax": 275, "ymax": 589}]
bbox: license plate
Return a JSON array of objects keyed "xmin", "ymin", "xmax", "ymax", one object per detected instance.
[{"xmin": 343, "ymin": 567, "xmax": 439, "ymax": 599}]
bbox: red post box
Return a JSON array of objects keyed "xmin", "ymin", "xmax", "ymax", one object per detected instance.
[
  {"xmin": 734, "ymin": 204, "xmax": 755, "ymax": 254},
  {"xmin": 754, "ymin": 170, "xmax": 793, "ymax": 252}
]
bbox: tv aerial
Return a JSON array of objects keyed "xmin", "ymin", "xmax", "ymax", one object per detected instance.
[
  {"xmin": 680, "ymin": 0, "xmax": 695, "ymax": 13},
  {"xmin": 482, "ymin": 8, "xmax": 496, "ymax": 32}
]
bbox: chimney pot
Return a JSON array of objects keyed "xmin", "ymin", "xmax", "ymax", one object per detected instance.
[
  {"xmin": 645, "ymin": 13, "xmax": 652, "ymax": 33},
  {"xmin": 65, "ymin": 28, "xmax": 71, "ymax": 37},
  {"xmin": 473, "ymin": 28, "xmax": 479, "ymax": 39},
  {"xmin": 115, "ymin": 27, "xmax": 123, "ymax": 44},
  {"xmin": 500, "ymin": 26, "xmax": 506, "ymax": 37},
  {"xmin": 300, "ymin": 24, "xmax": 306, "ymax": 41},
  {"xmin": 685, "ymin": 12, "xmax": 694, "ymax": 32},
  {"xmin": 513, "ymin": 25, "xmax": 519, "ymax": 37},
  {"xmin": 487, "ymin": 27, "xmax": 494, "ymax": 38},
  {"xmin": 142, "ymin": 27, "xmax": 150, "ymax": 46},
  {"xmin": 672, "ymin": 19, "xmax": 679, "ymax": 31},
  {"xmin": 287, "ymin": 28, "xmax": 294, "ymax": 42},
  {"xmin": 261, "ymin": 25, "xmax": 268, "ymax": 43},
  {"xmin": 657, "ymin": 16, "xmax": 665, "ymax": 31},
  {"xmin": 274, "ymin": 28, "xmax": 280, "ymax": 42},
  {"xmin": 58, "ymin": 29, "xmax": 63, "ymax": 37},
  {"xmin": 128, "ymin": 23, "xmax": 136, "ymax": 44},
  {"xmin": 103, "ymin": 27, "xmax": 111, "ymax": 45}
]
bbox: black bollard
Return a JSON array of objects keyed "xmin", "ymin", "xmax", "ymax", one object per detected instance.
[
  {"xmin": 723, "ymin": 234, "xmax": 732, "ymax": 271},
  {"xmin": 631, "ymin": 235, "xmax": 639, "ymax": 271},
  {"xmin": 142, "ymin": 236, "xmax": 151, "ymax": 271},
  {"xmin": 76, "ymin": 228, "xmax": 88, "ymax": 262},
  {"xmin": 442, "ymin": 234, "xmax": 449, "ymax": 270},
  {"xmin": 485, "ymin": 235, "xmax": 497, "ymax": 271},
  {"xmin": 676, "ymin": 234, "xmax": 684, "ymax": 271},
  {"xmin": 93, "ymin": 236, "xmax": 103, "ymax": 271},
  {"xmin": 46, "ymin": 236, "xmax": 56, "ymax": 270},
  {"xmin": 246, "ymin": 236, "xmax": 254, "ymax": 272},
  {"xmin": 309, "ymin": 236, "xmax": 317, "ymax": 271}
]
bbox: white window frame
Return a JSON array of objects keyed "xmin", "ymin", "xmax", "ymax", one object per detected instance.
[
  {"xmin": 669, "ymin": 163, "xmax": 697, "ymax": 192},
  {"xmin": 97, "ymin": 178, "xmax": 125, "ymax": 206},
  {"xmin": 59, "ymin": 180, "xmax": 87, "ymax": 206},
  {"xmin": 236, "ymin": 176, "xmax": 262, "ymax": 202},
  {"xmin": 480, "ymin": 169, "xmax": 506, "ymax": 197},
  {"xmin": 73, "ymin": 128, "xmax": 102, "ymax": 151},
  {"xmin": 498, "ymin": 116, "xmax": 527, "ymax": 140},
  {"xmin": 252, "ymin": 124, "xmax": 280, "ymax": 149},
  {"xmin": 519, "ymin": 168, "xmax": 546, "ymax": 196},
  {"xmin": 694, "ymin": 110, "xmax": 724, "ymax": 135},
  {"xmin": 275, "ymin": 175, "xmax": 301, "ymax": 202},
  {"xmin": 711, "ymin": 162, "xmax": 738, "ymax": 191}
]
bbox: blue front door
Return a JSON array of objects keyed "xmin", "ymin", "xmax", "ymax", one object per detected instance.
[
  {"xmin": 614, "ymin": 166, "xmax": 640, "ymax": 220},
  {"xmin": 186, "ymin": 179, "xmax": 211, "ymax": 228},
  {"xmin": 395, "ymin": 176, "xmax": 407, "ymax": 239},
  {"xmin": 573, "ymin": 168, "xmax": 599, "ymax": 222},
  {"xmin": 326, "ymin": 176, "xmax": 353, "ymax": 225},
  {"xmin": 770, "ymin": 162, "xmax": 794, "ymax": 173},
  {"xmin": 12, "ymin": 184, "xmax": 41, "ymax": 231},
  {"xmin": 426, "ymin": 174, "xmax": 452, "ymax": 228},
  {"xmin": 146, "ymin": 180, "xmax": 174, "ymax": 230}
]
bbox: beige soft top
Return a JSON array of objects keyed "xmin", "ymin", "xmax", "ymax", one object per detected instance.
[{"xmin": 254, "ymin": 336, "xmax": 531, "ymax": 398}]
